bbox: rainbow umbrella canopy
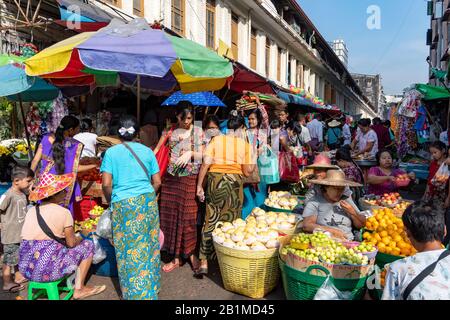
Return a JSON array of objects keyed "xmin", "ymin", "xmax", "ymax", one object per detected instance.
[{"xmin": 25, "ymin": 19, "xmax": 233, "ymax": 94}]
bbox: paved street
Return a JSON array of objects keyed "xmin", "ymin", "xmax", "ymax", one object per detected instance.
[{"xmin": 0, "ymin": 183, "xmax": 424, "ymax": 301}]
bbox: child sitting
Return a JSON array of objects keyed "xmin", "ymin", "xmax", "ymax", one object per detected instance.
[{"xmin": 0, "ymin": 165, "xmax": 34, "ymax": 293}]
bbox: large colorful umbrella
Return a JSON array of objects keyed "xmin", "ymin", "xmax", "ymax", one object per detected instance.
[
  {"xmin": 162, "ymin": 91, "xmax": 226, "ymax": 107},
  {"xmin": 24, "ymin": 19, "xmax": 233, "ymax": 94}
]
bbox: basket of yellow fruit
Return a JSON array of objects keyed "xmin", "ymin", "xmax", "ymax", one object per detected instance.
[{"xmin": 362, "ymin": 207, "xmax": 417, "ymax": 268}]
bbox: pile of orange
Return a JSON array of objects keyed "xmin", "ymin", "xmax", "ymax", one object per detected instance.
[{"xmin": 362, "ymin": 207, "xmax": 417, "ymax": 257}]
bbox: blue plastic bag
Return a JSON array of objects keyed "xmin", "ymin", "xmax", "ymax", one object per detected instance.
[{"xmin": 258, "ymin": 146, "xmax": 280, "ymax": 185}]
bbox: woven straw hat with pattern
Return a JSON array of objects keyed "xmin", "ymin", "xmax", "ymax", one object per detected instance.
[
  {"xmin": 309, "ymin": 169, "xmax": 362, "ymax": 187},
  {"xmin": 29, "ymin": 172, "xmax": 76, "ymax": 202}
]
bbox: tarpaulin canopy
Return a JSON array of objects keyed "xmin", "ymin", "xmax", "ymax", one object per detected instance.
[
  {"xmin": 229, "ymin": 62, "xmax": 275, "ymax": 95},
  {"xmin": 25, "ymin": 18, "xmax": 233, "ymax": 93},
  {"xmin": 415, "ymin": 83, "xmax": 450, "ymax": 101},
  {"xmin": 162, "ymin": 91, "xmax": 226, "ymax": 107},
  {"xmin": 277, "ymin": 91, "xmax": 342, "ymax": 116}
]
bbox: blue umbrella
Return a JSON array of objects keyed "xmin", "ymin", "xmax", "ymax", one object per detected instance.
[{"xmin": 161, "ymin": 91, "xmax": 226, "ymax": 107}]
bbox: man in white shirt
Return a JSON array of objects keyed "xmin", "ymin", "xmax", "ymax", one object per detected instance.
[
  {"xmin": 74, "ymin": 118, "xmax": 98, "ymax": 158},
  {"xmin": 382, "ymin": 202, "xmax": 450, "ymax": 300},
  {"xmin": 306, "ymin": 113, "xmax": 324, "ymax": 152},
  {"xmin": 342, "ymin": 117, "xmax": 352, "ymax": 146}
]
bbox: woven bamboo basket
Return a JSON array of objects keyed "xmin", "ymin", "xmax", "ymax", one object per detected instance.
[{"xmin": 213, "ymin": 241, "xmax": 280, "ymax": 299}]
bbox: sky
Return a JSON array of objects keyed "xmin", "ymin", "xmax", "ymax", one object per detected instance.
[{"xmin": 297, "ymin": 0, "xmax": 430, "ymax": 95}]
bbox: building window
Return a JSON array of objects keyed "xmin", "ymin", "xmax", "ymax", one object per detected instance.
[
  {"xmin": 265, "ymin": 38, "xmax": 271, "ymax": 76},
  {"xmin": 250, "ymin": 28, "xmax": 257, "ymax": 70},
  {"xmin": 206, "ymin": 0, "xmax": 216, "ymax": 49},
  {"xmin": 133, "ymin": 0, "xmax": 144, "ymax": 17},
  {"xmin": 296, "ymin": 62, "xmax": 303, "ymax": 88},
  {"xmin": 287, "ymin": 55, "xmax": 291, "ymax": 84},
  {"xmin": 104, "ymin": 0, "xmax": 121, "ymax": 7},
  {"xmin": 172, "ymin": 0, "xmax": 185, "ymax": 35},
  {"xmin": 277, "ymin": 48, "xmax": 282, "ymax": 81},
  {"xmin": 231, "ymin": 13, "xmax": 239, "ymax": 60}
]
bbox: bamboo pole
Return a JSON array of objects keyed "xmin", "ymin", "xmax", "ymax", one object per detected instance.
[
  {"xmin": 18, "ymin": 94, "xmax": 34, "ymax": 161},
  {"xmin": 137, "ymin": 75, "xmax": 141, "ymax": 125}
]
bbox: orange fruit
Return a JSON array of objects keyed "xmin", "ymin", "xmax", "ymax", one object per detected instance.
[
  {"xmin": 378, "ymin": 242, "xmax": 386, "ymax": 252},
  {"xmin": 374, "ymin": 233, "xmax": 382, "ymax": 242},
  {"xmin": 401, "ymin": 248, "xmax": 411, "ymax": 256},
  {"xmin": 363, "ymin": 232, "xmax": 371, "ymax": 240},
  {"xmin": 380, "ymin": 231, "xmax": 388, "ymax": 238},
  {"xmin": 393, "ymin": 235, "xmax": 403, "ymax": 243},
  {"xmin": 382, "ymin": 237, "xmax": 391, "ymax": 245},
  {"xmin": 388, "ymin": 241, "xmax": 397, "ymax": 249},
  {"xmin": 385, "ymin": 247, "xmax": 393, "ymax": 254},
  {"xmin": 366, "ymin": 222, "xmax": 373, "ymax": 230},
  {"xmin": 392, "ymin": 247, "xmax": 401, "ymax": 256}
]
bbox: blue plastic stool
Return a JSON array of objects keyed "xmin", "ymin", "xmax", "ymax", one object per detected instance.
[{"xmin": 28, "ymin": 275, "xmax": 74, "ymax": 300}]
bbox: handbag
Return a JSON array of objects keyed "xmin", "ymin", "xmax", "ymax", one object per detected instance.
[
  {"xmin": 278, "ymin": 151, "xmax": 300, "ymax": 183},
  {"xmin": 35, "ymin": 204, "xmax": 68, "ymax": 247},
  {"xmin": 122, "ymin": 142, "xmax": 164, "ymax": 245},
  {"xmin": 243, "ymin": 131, "xmax": 261, "ymax": 185},
  {"xmin": 258, "ymin": 145, "xmax": 280, "ymax": 185},
  {"xmin": 155, "ymin": 126, "xmax": 175, "ymax": 178},
  {"xmin": 402, "ymin": 250, "xmax": 450, "ymax": 300}
]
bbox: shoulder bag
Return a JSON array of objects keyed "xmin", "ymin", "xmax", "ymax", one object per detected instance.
[
  {"xmin": 155, "ymin": 126, "xmax": 175, "ymax": 179},
  {"xmin": 243, "ymin": 131, "xmax": 261, "ymax": 185},
  {"xmin": 402, "ymin": 250, "xmax": 450, "ymax": 300},
  {"xmin": 35, "ymin": 204, "xmax": 68, "ymax": 247}
]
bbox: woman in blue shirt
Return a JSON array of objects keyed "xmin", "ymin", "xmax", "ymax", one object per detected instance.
[{"xmin": 101, "ymin": 115, "xmax": 161, "ymax": 300}]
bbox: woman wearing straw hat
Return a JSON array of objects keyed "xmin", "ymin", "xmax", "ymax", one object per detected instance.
[
  {"xmin": 303, "ymin": 154, "xmax": 344, "ymax": 203},
  {"xmin": 19, "ymin": 172, "xmax": 106, "ymax": 300},
  {"xmin": 302, "ymin": 170, "xmax": 366, "ymax": 240},
  {"xmin": 326, "ymin": 120, "xmax": 342, "ymax": 150}
]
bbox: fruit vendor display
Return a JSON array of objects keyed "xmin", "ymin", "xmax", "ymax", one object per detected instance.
[
  {"xmin": 363, "ymin": 207, "xmax": 417, "ymax": 257},
  {"xmin": 212, "ymin": 217, "xmax": 283, "ymax": 250},
  {"xmin": 89, "ymin": 205, "xmax": 105, "ymax": 218},
  {"xmin": 78, "ymin": 157, "xmax": 102, "ymax": 182},
  {"xmin": 264, "ymin": 191, "xmax": 299, "ymax": 210},
  {"xmin": 281, "ymin": 233, "xmax": 371, "ymax": 266},
  {"xmin": 365, "ymin": 192, "xmax": 402, "ymax": 207},
  {"xmin": 250, "ymin": 207, "xmax": 300, "ymax": 232}
]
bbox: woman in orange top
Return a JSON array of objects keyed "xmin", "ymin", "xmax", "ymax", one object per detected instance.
[{"xmin": 195, "ymin": 111, "xmax": 256, "ymax": 276}]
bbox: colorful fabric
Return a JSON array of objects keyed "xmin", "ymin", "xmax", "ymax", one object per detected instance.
[
  {"xmin": 199, "ymin": 173, "xmax": 243, "ymax": 260},
  {"xmin": 112, "ymin": 193, "xmax": 160, "ymax": 300},
  {"xmin": 101, "ymin": 142, "xmax": 160, "ymax": 204},
  {"xmin": 160, "ymin": 175, "xmax": 198, "ymax": 258},
  {"xmin": 167, "ymin": 126, "xmax": 204, "ymax": 177},
  {"xmin": 19, "ymin": 239, "xmax": 94, "ymax": 282},
  {"xmin": 367, "ymin": 167, "xmax": 406, "ymax": 196},
  {"xmin": 423, "ymin": 160, "xmax": 448, "ymax": 206},
  {"xmin": 47, "ymin": 94, "xmax": 68, "ymax": 133},
  {"xmin": 29, "ymin": 172, "xmax": 76, "ymax": 202},
  {"xmin": 372, "ymin": 124, "xmax": 391, "ymax": 150},
  {"xmin": 382, "ymin": 249, "xmax": 450, "ymax": 300},
  {"xmin": 39, "ymin": 134, "xmax": 82, "ymax": 214},
  {"xmin": 342, "ymin": 165, "xmax": 363, "ymax": 184}
]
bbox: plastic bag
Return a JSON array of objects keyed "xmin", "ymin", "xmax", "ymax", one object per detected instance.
[
  {"xmin": 92, "ymin": 236, "xmax": 107, "ymax": 265},
  {"xmin": 314, "ymin": 276, "xmax": 352, "ymax": 300},
  {"xmin": 366, "ymin": 264, "xmax": 383, "ymax": 291},
  {"xmin": 431, "ymin": 162, "xmax": 450, "ymax": 189},
  {"xmin": 278, "ymin": 151, "xmax": 300, "ymax": 183},
  {"xmin": 258, "ymin": 145, "xmax": 280, "ymax": 185},
  {"xmin": 96, "ymin": 209, "xmax": 113, "ymax": 239}
]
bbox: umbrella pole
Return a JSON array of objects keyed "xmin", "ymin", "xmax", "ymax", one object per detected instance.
[
  {"xmin": 18, "ymin": 94, "xmax": 34, "ymax": 161},
  {"xmin": 137, "ymin": 75, "xmax": 141, "ymax": 125}
]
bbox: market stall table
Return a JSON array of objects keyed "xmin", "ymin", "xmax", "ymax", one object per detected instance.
[{"xmin": 354, "ymin": 159, "xmax": 377, "ymax": 185}]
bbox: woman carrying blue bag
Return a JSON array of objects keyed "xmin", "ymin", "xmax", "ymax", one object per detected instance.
[{"xmin": 242, "ymin": 110, "xmax": 276, "ymax": 219}]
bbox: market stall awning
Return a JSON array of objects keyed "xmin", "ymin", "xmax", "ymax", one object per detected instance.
[
  {"xmin": 277, "ymin": 91, "xmax": 342, "ymax": 116},
  {"xmin": 415, "ymin": 83, "xmax": 450, "ymax": 101},
  {"xmin": 229, "ymin": 62, "xmax": 275, "ymax": 95}
]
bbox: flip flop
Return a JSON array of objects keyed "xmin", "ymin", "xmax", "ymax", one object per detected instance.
[
  {"xmin": 15, "ymin": 279, "xmax": 28, "ymax": 285},
  {"xmin": 3, "ymin": 283, "xmax": 25, "ymax": 293},
  {"xmin": 162, "ymin": 262, "xmax": 180, "ymax": 273},
  {"xmin": 73, "ymin": 285, "xmax": 106, "ymax": 300}
]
